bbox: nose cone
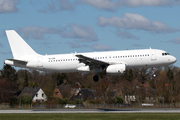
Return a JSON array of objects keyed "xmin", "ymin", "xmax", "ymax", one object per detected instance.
[{"xmin": 171, "ymin": 56, "xmax": 177, "ymax": 64}]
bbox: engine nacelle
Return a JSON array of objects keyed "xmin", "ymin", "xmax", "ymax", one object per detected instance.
[
  {"xmin": 106, "ymin": 64, "xmax": 126, "ymax": 75},
  {"xmin": 77, "ymin": 66, "xmax": 90, "ymax": 72}
]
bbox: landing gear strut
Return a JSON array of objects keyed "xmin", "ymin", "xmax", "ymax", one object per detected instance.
[
  {"xmin": 151, "ymin": 67, "xmax": 157, "ymax": 78},
  {"xmin": 93, "ymin": 75, "xmax": 99, "ymax": 82}
]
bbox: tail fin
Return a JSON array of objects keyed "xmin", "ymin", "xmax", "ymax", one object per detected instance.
[{"xmin": 6, "ymin": 30, "xmax": 38, "ymax": 59}]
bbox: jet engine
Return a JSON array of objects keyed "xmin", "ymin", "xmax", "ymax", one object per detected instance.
[{"xmin": 106, "ymin": 64, "xmax": 126, "ymax": 75}]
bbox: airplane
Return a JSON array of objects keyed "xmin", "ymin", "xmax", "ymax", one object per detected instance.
[{"xmin": 4, "ymin": 30, "xmax": 177, "ymax": 82}]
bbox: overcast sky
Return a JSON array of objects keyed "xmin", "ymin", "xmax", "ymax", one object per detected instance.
[{"xmin": 0, "ymin": 0, "xmax": 180, "ymax": 69}]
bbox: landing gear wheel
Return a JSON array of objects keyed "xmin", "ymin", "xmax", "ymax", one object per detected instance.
[{"xmin": 93, "ymin": 75, "xmax": 99, "ymax": 82}]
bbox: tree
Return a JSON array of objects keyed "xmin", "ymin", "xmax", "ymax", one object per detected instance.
[
  {"xmin": 10, "ymin": 96, "xmax": 19, "ymax": 107},
  {"xmin": 87, "ymin": 84, "xmax": 91, "ymax": 88},
  {"xmin": 21, "ymin": 94, "xmax": 32, "ymax": 105},
  {"xmin": 172, "ymin": 67, "xmax": 180, "ymax": 103},
  {"xmin": 52, "ymin": 73, "xmax": 67, "ymax": 85},
  {"xmin": 122, "ymin": 69, "xmax": 134, "ymax": 81},
  {"xmin": 23, "ymin": 70, "xmax": 28, "ymax": 88},
  {"xmin": 40, "ymin": 73, "xmax": 56, "ymax": 99},
  {"xmin": 0, "ymin": 64, "xmax": 18, "ymax": 103},
  {"xmin": 33, "ymin": 79, "xmax": 39, "ymax": 87},
  {"xmin": 75, "ymin": 99, "xmax": 83, "ymax": 104},
  {"xmin": 95, "ymin": 76, "xmax": 112, "ymax": 103},
  {"xmin": 29, "ymin": 79, "xmax": 39, "ymax": 87},
  {"xmin": 0, "ymin": 79, "xmax": 16, "ymax": 103},
  {"xmin": 58, "ymin": 98, "xmax": 66, "ymax": 104},
  {"xmin": 166, "ymin": 68, "xmax": 174, "ymax": 81},
  {"xmin": 0, "ymin": 64, "xmax": 17, "ymax": 82},
  {"xmin": 115, "ymin": 96, "xmax": 124, "ymax": 104},
  {"xmin": 133, "ymin": 68, "xmax": 151, "ymax": 84},
  {"xmin": 156, "ymin": 70, "xmax": 169, "ymax": 103},
  {"xmin": 81, "ymin": 84, "xmax": 86, "ymax": 88}
]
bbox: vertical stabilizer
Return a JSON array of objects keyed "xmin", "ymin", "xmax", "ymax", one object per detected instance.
[{"xmin": 6, "ymin": 30, "xmax": 38, "ymax": 59}]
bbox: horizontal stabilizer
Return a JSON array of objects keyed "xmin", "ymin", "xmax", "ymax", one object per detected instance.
[
  {"xmin": 5, "ymin": 59, "xmax": 28, "ymax": 66},
  {"xmin": 7, "ymin": 59, "xmax": 28, "ymax": 64}
]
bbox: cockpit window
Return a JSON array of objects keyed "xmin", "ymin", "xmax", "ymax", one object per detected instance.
[{"xmin": 162, "ymin": 53, "xmax": 170, "ymax": 56}]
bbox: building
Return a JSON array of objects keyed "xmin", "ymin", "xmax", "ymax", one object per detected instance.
[
  {"xmin": 70, "ymin": 88, "xmax": 95, "ymax": 101},
  {"xmin": 19, "ymin": 87, "xmax": 47, "ymax": 102},
  {"xmin": 53, "ymin": 85, "xmax": 71, "ymax": 99},
  {"xmin": 125, "ymin": 95, "xmax": 136, "ymax": 103}
]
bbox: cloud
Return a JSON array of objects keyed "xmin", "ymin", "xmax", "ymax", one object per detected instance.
[
  {"xmin": 97, "ymin": 13, "xmax": 179, "ymax": 33},
  {"xmin": 67, "ymin": 42, "xmax": 113, "ymax": 50},
  {"xmin": 67, "ymin": 41, "xmax": 82, "ymax": 48},
  {"xmin": 91, "ymin": 43, "xmax": 113, "ymax": 51},
  {"xmin": 117, "ymin": 0, "xmax": 179, "ymax": 7},
  {"xmin": 18, "ymin": 25, "xmax": 98, "ymax": 42},
  {"xmin": 116, "ymin": 29, "xmax": 140, "ymax": 40},
  {"xmin": 0, "ymin": 0, "xmax": 19, "ymax": 13},
  {"xmin": 168, "ymin": 37, "xmax": 180, "ymax": 44},
  {"xmin": 62, "ymin": 24, "xmax": 98, "ymax": 42},
  {"xmin": 81, "ymin": 0, "xmax": 118, "ymax": 12},
  {"xmin": 18, "ymin": 26, "xmax": 62, "ymax": 40},
  {"xmin": 67, "ymin": 41, "xmax": 88, "ymax": 48},
  {"xmin": 81, "ymin": 0, "xmax": 180, "ymax": 11},
  {"xmin": 42, "ymin": 42, "xmax": 53, "ymax": 48},
  {"xmin": 39, "ymin": 0, "xmax": 76, "ymax": 13},
  {"xmin": 133, "ymin": 43, "xmax": 145, "ymax": 47}
]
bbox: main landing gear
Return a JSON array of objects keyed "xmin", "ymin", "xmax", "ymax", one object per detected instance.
[{"xmin": 93, "ymin": 75, "xmax": 99, "ymax": 82}]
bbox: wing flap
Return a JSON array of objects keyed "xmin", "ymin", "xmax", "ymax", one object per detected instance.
[{"xmin": 75, "ymin": 54, "xmax": 109, "ymax": 67}]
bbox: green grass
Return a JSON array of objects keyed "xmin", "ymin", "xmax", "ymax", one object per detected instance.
[{"xmin": 0, "ymin": 113, "xmax": 180, "ymax": 120}]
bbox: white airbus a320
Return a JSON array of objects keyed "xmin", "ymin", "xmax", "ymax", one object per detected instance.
[{"xmin": 4, "ymin": 30, "xmax": 177, "ymax": 82}]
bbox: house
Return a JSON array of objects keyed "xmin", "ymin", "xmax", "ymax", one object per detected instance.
[
  {"xmin": 19, "ymin": 87, "xmax": 47, "ymax": 102},
  {"xmin": 70, "ymin": 88, "xmax": 95, "ymax": 101},
  {"xmin": 53, "ymin": 86, "xmax": 63, "ymax": 98},
  {"xmin": 53, "ymin": 85, "xmax": 71, "ymax": 99},
  {"xmin": 81, "ymin": 89, "xmax": 96, "ymax": 101},
  {"xmin": 53, "ymin": 85, "xmax": 96, "ymax": 102},
  {"xmin": 125, "ymin": 95, "xmax": 136, "ymax": 103}
]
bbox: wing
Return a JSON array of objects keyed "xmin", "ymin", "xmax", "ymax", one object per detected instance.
[{"xmin": 75, "ymin": 54, "xmax": 109, "ymax": 69}]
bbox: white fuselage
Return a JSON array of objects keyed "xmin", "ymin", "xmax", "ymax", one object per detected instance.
[{"xmin": 5, "ymin": 48, "xmax": 177, "ymax": 73}]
